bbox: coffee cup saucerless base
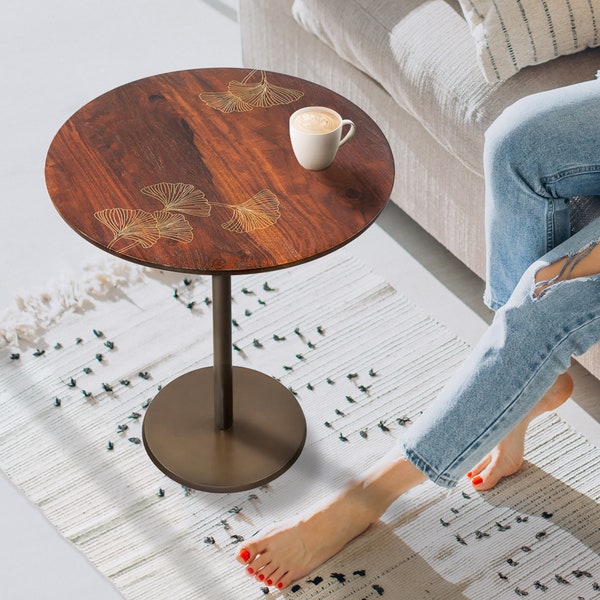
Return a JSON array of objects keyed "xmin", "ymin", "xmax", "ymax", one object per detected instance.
[{"xmin": 289, "ymin": 106, "xmax": 356, "ymax": 170}]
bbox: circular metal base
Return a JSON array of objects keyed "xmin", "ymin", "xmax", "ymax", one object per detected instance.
[{"xmin": 142, "ymin": 366, "xmax": 307, "ymax": 492}]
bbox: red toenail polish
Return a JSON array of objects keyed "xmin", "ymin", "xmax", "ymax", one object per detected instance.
[
  {"xmin": 277, "ymin": 582, "xmax": 284, "ymax": 589},
  {"xmin": 467, "ymin": 471, "xmax": 473, "ymax": 478},
  {"xmin": 246, "ymin": 567, "xmax": 254, "ymax": 575},
  {"xmin": 239, "ymin": 548, "xmax": 250, "ymax": 562},
  {"xmin": 258, "ymin": 574, "xmax": 265, "ymax": 581},
  {"xmin": 266, "ymin": 579, "xmax": 273, "ymax": 586},
  {"xmin": 472, "ymin": 476, "xmax": 483, "ymax": 485}
]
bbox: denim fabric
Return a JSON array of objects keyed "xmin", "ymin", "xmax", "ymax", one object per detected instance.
[
  {"xmin": 402, "ymin": 80, "xmax": 600, "ymax": 488},
  {"xmin": 483, "ymin": 79, "xmax": 600, "ymax": 311},
  {"xmin": 404, "ymin": 217, "xmax": 600, "ymax": 487}
]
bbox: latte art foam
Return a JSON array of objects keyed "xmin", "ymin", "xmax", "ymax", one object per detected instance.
[{"xmin": 292, "ymin": 109, "xmax": 340, "ymax": 134}]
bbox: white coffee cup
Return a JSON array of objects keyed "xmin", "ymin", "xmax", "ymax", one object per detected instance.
[{"xmin": 289, "ymin": 106, "xmax": 356, "ymax": 170}]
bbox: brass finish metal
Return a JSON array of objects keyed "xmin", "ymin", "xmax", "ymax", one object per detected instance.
[
  {"xmin": 142, "ymin": 366, "xmax": 307, "ymax": 492},
  {"xmin": 213, "ymin": 274, "xmax": 233, "ymax": 430}
]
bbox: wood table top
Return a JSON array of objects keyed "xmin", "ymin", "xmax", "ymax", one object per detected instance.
[{"xmin": 45, "ymin": 68, "xmax": 394, "ymax": 275}]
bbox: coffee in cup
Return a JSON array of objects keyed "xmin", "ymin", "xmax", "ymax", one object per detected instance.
[{"xmin": 289, "ymin": 106, "xmax": 356, "ymax": 170}]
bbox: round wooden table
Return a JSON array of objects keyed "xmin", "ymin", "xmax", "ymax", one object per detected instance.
[{"xmin": 45, "ymin": 68, "xmax": 394, "ymax": 492}]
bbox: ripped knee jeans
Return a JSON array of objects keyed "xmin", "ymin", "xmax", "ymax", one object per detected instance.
[
  {"xmin": 402, "ymin": 217, "xmax": 600, "ymax": 488},
  {"xmin": 483, "ymin": 79, "xmax": 600, "ymax": 310}
]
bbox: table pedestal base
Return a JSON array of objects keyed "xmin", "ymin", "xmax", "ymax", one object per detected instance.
[{"xmin": 142, "ymin": 366, "xmax": 307, "ymax": 492}]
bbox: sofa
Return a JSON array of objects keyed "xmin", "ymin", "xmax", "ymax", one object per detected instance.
[{"xmin": 239, "ymin": 0, "xmax": 600, "ymax": 378}]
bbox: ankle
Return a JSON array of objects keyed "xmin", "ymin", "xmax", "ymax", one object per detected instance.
[
  {"xmin": 537, "ymin": 371, "xmax": 573, "ymax": 414},
  {"xmin": 359, "ymin": 457, "xmax": 426, "ymax": 515}
]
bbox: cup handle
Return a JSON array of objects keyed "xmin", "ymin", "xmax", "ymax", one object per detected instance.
[{"xmin": 338, "ymin": 119, "xmax": 356, "ymax": 148}]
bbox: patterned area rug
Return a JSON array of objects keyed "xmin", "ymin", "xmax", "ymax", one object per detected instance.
[{"xmin": 0, "ymin": 251, "xmax": 599, "ymax": 600}]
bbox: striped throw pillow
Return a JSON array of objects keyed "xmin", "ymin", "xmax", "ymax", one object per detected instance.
[{"xmin": 458, "ymin": 0, "xmax": 600, "ymax": 83}]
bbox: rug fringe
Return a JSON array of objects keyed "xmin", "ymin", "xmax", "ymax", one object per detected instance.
[{"xmin": 0, "ymin": 256, "xmax": 146, "ymax": 348}]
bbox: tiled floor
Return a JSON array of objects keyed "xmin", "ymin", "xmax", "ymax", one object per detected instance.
[{"xmin": 1, "ymin": 1, "xmax": 598, "ymax": 597}]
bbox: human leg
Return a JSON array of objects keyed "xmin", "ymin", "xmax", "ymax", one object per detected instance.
[
  {"xmin": 466, "ymin": 370, "xmax": 572, "ymax": 490},
  {"xmin": 238, "ymin": 83, "xmax": 600, "ymax": 587},
  {"xmin": 484, "ymin": 79, "xmax": 600, "ymax": 310},
  {"xmin": 237, "ymin": 447, "xmax": 425, "ymax": 589},
  {"xmin": 238, "ymin": 217, "xmax": 600, "ymax": 590},
  {"xmin": 405, "ymin": 216, "xmax": 600, "ymax": 488},
  {"xmin": 476, "ymin": 79, "xmax": 600, "ymax": 485},
  {"xmin": 451, "ymin": 235, "xmax": 600, "ymax": 490}
]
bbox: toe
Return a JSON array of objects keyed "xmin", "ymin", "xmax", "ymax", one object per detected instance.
[
  {"xmin": 471, "ymin": 457, "xmax": 518, "ymax": 491},
  {"xmin": 254, "ymin": 561, "xmax": 274, "ymax": 583},
  {"xmin": 274, "ymin": 572, "xmax": 293, "ymax": 590},
  {"xmin": 266, "ymin": 567, "xmax": 289, "ymax": 589},
  {"xmin": 471, "ymin": 459, "xmax": 503, "ymax": 490},
  {"xmin": 265, "ymin": 569, "xmax": 279, "ymax": 585},
  {"xmin": 237, "ymin": 541, "xmax": 267, "ymax": 566},
  {"xmin": 249, "ymin": 551, "xmax": 272, "ymax": 573},
  {"xmin": 255, "ymin": 571, "xmax": 266, "ymax": 583},
  {"xmin": 471, "ymin": 472, "xmax": 499, "ymax": 491},
  {"xmin": 470, "ymin": 474, "xmax": 487, "ymax": 489},
  {"xmin": 237, "ymin": 546, "xmax": 252, "ymax": 565},
  {"xmin": 467, "ymin": 454, "xmax": 491, "ymax": 480},
  {"xmin": 265, "ymin": 568, "xmax": 283, "ymax": 587}
]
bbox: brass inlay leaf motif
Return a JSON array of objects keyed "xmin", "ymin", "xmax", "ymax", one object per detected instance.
[
  {"xmin": 229, "ymin": 71, "xmax": 305, "ymax": 108},
  {"xmin": 200, "ymin": 70, "xmax": 304, "ymax": 113},
  {"xmin": 93, "ymin": 183, "xmax": 281, "ymax": 254},
  {"xmin": 94, "ymin": 208, "xmax": 160, "ymax": 251},
  {"xmin": 220, "ymin": 189, "xmax": 281, "ymax": 233},
  {"xmin": 140, "ymin": 182, "xmax": 211, "ymax": 217},
  {"xmin": 197, "ymin": 91, "xmax": 254, "ymax": 114},
  {"xmin": 153, "ymin": 211, "xmax": 194, "ymax": 243}
]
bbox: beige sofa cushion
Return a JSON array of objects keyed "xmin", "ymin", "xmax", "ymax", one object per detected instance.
[
  {"xmin": 459, "ymin": 0, "xmax": 600, "ymax": 83},
  {"xmin": 292, "ymin": 0, "xmax": 600, "ymax": 175}
]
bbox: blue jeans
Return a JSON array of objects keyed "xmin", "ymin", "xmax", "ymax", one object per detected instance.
[
  {"xmin": 483, "ymin": 79, "xmax": 600, "ymax": 310},
  {"xmin": 402, "ymin": 79, "xmax": 600, "ymax": 488}
]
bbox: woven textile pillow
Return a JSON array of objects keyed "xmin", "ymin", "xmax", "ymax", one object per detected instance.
[{"xmin": 458, "ymin": 0, "xmax": 600, "ymax": 83}]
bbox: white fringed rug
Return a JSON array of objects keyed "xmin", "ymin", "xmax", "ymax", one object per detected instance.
[{"xmin": 1, "ymin": 251, "xmax": 599, "ymax": 600}]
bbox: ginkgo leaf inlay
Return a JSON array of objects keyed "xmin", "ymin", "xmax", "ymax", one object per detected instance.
[
  {"xmin": 140, "ymin": 182, "xmax": 211, "ymax": 217},
  {"xmin": 94, "ymin": 208, "xmax": 160, "ymax": 252},
  {"xmin": 153, "ymin": 211, "xmax": 194, "ymax": 243},
  {"xmin": 220, "ymin": 189, "xmax": 281, "ymax": 233},
  {"xmin": 94, "ymin": 183, "xmax": 281, "ymax": 255},
  {"xmin": 228, "ymin": 71, "xmax": 305, "ymax": 109},
  {"xmin": 199, "ymin": 70, "xmax": 304, "ymax": 113},
  {"xmin": 197, "ymin": 91, "xmax": 254, "ymax": 114}
]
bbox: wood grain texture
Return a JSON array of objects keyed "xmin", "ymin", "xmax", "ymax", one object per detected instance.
[{"xmin": 45, "ymin": 68, "xmax": 394, "ymax": 274}]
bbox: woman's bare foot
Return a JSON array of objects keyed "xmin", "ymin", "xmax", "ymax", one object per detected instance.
[
  {"xmin": 236, "ymin": 451, "xmax": 426, "ymax": 589},
  {"xmin": 467, "ymin": 371, "xmax": 573, "ymax": 491},
  {"xmin": 235, "ymin": 372, "xmax": 573, "ymax": 588}
]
